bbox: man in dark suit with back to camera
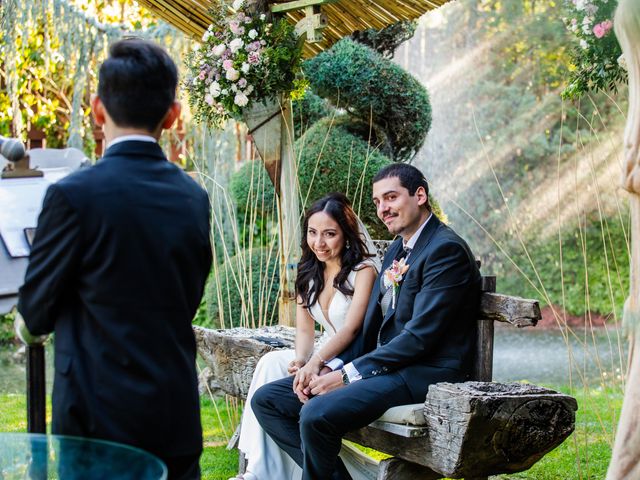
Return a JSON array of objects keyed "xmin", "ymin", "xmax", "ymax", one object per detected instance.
[
  {"xmin": 252, "ymin": 163, "xmax": 481, "ymax": 480},
  {"xmin": 17, "ymin": 39, "xmax": 212, "ymax": 480}
]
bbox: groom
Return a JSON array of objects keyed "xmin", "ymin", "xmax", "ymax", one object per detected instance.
[{"xmin": 252, "ymin": 163, "xmax": 482, "ymax": 479}]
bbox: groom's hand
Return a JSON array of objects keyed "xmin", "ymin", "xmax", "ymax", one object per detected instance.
[{"xmin": 309, "ymin": 370, "xmax": 344, "ymax": 396}]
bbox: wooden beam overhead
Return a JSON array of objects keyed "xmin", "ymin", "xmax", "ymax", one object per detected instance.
[
  {"xmin": 138, "ymin": 0, "xmax": 452, "ymax": 57},
  {"xmin": 270, "ymin": 0, "xmax": 338, "ymax": 14}
]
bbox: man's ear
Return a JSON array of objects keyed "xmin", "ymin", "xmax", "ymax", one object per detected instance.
[
  {"xmin": 91, "ymin": 94, "xmax": 106, "ymax": 127},
  {"xmin": 415, "ymin": 186, "xmax": 428, "ymax": 206},
  {"xmin": 161, "ymin": 101, "xmax": 182, "ymax": 130}
]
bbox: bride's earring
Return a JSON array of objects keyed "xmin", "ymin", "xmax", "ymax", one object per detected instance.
[{"xmin": 345, "ymin": 241, "xmax": 351, "ymax": 250}]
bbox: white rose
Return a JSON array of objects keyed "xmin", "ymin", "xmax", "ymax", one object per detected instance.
[
  {"xmin": 232, "ymin": 0, "xmax": 244, "ymax": 10},
  {"xmin": 241, "ymin": 62, "xmax": 250, "ymax": 73},
  {"xmin": 580, "ymin": 39, "xmax": 588, "ymax": 49},
  {"xmin": 229, "ymin": 38, "xmax": 244, "ymax": 53},
  {"xmin": 221, "ymin": 89, "xmax": 229, "ymax": 95},
  {"xmin": 618, "ymin": 54, "xmax": 628, "ymax": 71},
  {"xmin": 212, "ymin": 44, "xmax": 226, "ymax": 56},
  {"xmin": 234, "ymin": 92, "xmax": 249, "ymax": 107},
  {"xmin": 210, "ymin": 81, "xmax": 221, "ymax": 97},
  {"xmin": 248, "ymin": 29, "xmax": 258, "ymax": 39},
  {"xmin": 260, "ymin": 14, "xmax": 266, "ymax": 21},
  {"xmin": 226, "ymin": 68, "xmax": 240, "ymax": 81},
  {"xmin": 202, "ymin": 31, "xmax": 211, "ymax": 42}
]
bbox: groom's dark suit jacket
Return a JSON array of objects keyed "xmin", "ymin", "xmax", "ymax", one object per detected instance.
[
  {"xmin": 18, "ymin": 141, "xmax": 212, "ymax": 458},
  {"xmin": 339, "ymin": 214, "xmax": 481, "ymax": 400}
]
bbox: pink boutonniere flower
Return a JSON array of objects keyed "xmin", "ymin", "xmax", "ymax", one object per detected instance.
[{"xmin": 383, "ymin": 258, "xmax": 409, "ymax": 309}]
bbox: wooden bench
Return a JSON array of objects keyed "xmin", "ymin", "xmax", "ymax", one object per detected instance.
[{"xmin": 194, "ymin": 253, "xmax": 577, "ymax": 479}]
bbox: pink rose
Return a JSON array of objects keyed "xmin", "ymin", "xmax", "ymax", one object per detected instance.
[
  {"xmin": 248, "ymin": 51, "xmax": 260, "ymax": 64},
  {"xmin": 222, "ymin": 59, "xmax": 233, "ymax": 71},
  {"xmin": 593, "ymin": 23, "xmax": 605, "ymax": 38},
  {"xmin": 593, "ymin": 20, "xmax": 613, "ymax": 39}
]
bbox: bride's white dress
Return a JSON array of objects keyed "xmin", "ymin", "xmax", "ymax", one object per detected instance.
[{"xmin": 238, "ymin": 262, "xmax": 376, "ymax": 480}]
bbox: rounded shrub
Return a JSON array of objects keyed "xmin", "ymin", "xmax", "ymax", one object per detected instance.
[
  {"xmin": 230, "ymin": 159, "xmax": 277, "ymax": 217},
  {"xmin": 206, "ymin": 246, "xmax": 280, "ymax": 329},
  {"xmin": 303, "ymin": 37, "xmax": 431, "ymax": 163},
  {"xmin": 292, "ymin": 90, "xmax": 334, "ymax": 139},
  {"xmin": 296, "ymin": 116, "xmax": 393, "ymax": 239}
]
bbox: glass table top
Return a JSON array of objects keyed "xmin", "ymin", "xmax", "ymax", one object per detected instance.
[{"xmin": 0, "ymin": 432, "xmax": 167, "ymax": 479}]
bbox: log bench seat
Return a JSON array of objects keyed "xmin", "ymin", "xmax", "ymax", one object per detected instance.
[{"xmin": 193, "ymin": 256, "xmax": 578, "ymax": 479}]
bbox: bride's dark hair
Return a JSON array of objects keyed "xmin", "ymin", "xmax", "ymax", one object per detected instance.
[{"xmin": 296, "ymin": 192, "xmax": 374, "ymax": 308}]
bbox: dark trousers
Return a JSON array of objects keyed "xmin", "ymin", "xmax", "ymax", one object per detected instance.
[
  {"xmin": 251, "ymin": 373, "xmax": 414, "ymax": 480},
  {"xmin": 164, "ymin": 452, "xmax": 201, "ymax": 480}
]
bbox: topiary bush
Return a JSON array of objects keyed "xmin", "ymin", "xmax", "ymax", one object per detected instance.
[
  {"xmin": 296, "ymin": 116, "xmax": 393, "ymax": 239},
  {"xmin": 303, "ymin": 37, "xmax": 431, "ymax": 163},
  {"xmin": 351, "ymin": 20, "xmax": 417, "ymax": 59},
  {"xmin": 292, "ymin": 90, "xmax": 334, "ymax": 139},
  {"xmin": 230, "ymin": 159, "xmax": 278, "ymax": 217},
  {"xmin": 205, "ymin": 246, "xmax": 280, "ymax": 329}
]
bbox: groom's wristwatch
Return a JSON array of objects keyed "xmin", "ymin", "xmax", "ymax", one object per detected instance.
[{"xmin": 340, "ymin": 367, "xmax": 350, "ymax": 385}]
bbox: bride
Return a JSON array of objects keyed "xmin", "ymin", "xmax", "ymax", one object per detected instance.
[{"xmin": 232, "ymin": 192, "xmax": 380, "ymax": 480}]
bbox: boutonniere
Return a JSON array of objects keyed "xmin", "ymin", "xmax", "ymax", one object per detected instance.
[{"xmin": 383, "ymin": 258, "xmax": 409, "ymax": 309}]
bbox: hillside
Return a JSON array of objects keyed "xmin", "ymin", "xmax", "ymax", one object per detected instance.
[{"xmin": 401, "ymin": 0, "xmax": 629, "ymax": 317}]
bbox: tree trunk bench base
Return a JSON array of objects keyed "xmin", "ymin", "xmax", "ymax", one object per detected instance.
[{"xmin": 194, "ymin": 326, "xmax": 577, "ymax": 479}]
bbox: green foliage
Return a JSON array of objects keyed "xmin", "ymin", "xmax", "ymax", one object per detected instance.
[
  {"xmin": 303, "ymin": 38, "xmax": 431, "ymax": 163},
  {"xmin": 296, "ymin": 116, "xmax": 393, "ymax": 239},
  {"xmin": 0, "ymin": 24, "xmax": 72, "ymax": 147},
  {"xmin": 0, "ymin": 312, "xmax": 15, "ymax": 344},
  {"xmin": 292, "ymin": 90, "xmax": 334, "ymax": 139},
  {"xmin": 229, "ymin": 160, "xmax": 278, "ymax": 248},
  {"xmin": 204, "ymin": 246, "xmax": 280, "ymax": 329},
  {"xmin": 351, "ymin": 20, "xmax": 417, "ymax": 59},
  {"xmin": 499, "ymin": 214, "xmax": 629, "ymax": 316},
  {"xmin": 561, "ymin": 0, "xmax": 627, "ymax": 99},
  {"xmin": 230, "ymin": 160, "xmax": 277, "ymax": 217}
]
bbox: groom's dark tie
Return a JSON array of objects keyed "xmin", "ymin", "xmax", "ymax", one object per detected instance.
[{"xmin": 379, "ymin": 246, "xmax": 411, "ymax": 318}]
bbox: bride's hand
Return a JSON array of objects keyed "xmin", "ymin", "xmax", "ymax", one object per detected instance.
[
  {"xmin": 287, "ymin": 358, "xmax": 306, "ymax": 375},
  {"xmin": 293, "ymin": 362, "xmax": 320, "ymax": 393}
]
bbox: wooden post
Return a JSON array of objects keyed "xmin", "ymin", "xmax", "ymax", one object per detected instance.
[
  {"xmin": 277, "ymin": 98, "xmax": 299, "ymax": 327},
  {"xmin": 474, "ymin": 275, "xmax": 496, "ymax": 382},
  {"xmin": 608, "ymin": 2, "xmax": 640, "ymax": 477},
  {"xmin": 244, "ymin": 96, "xmax": 299, "ymax": 327}
]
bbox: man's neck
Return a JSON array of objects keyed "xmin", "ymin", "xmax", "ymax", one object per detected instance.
[
  {"xmin": 401, "ymin": 210, "xmax": 431, "ymax": 245},
  {"xmin": 103, "ymin": 125, "xmax": 161, "ymax": 145}
]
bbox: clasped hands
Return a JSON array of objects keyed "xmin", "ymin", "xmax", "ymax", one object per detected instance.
[{"xmin": 288, "ymin": 355, "xmax": 344, "ymax": 403}]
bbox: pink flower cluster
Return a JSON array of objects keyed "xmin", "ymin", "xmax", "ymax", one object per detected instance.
[{"xmin": 593, "ymin": 19, "xmax": 613, "ymax": 39}]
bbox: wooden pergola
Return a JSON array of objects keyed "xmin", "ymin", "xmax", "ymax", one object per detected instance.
[
  {"xmin": 134, "ymin": 0, "xmax": 451, "ymax": 327},
  {"xmin": 134, "ymin": 0, "xmax": 449, "ymax": 56}
]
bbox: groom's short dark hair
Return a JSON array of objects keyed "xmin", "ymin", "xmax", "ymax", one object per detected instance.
[
  {"xmin": 373, "ymin": 163, "xmax": 429, "ymax": 197},
  {"xmin": 98, "ymin": 38, "xmax": 178, "ymax": 132}
]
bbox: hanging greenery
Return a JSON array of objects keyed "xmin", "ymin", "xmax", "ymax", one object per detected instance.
[
  {"xmin": 0, "ymin": 0, "xmax": 188, "ymax": 152},
  {"xmin": 562, "ymin": 0, "xmax": 627, "ymax": 99}
]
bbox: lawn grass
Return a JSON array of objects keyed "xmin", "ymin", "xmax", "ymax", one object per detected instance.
[
  {"xmin": 0, "ymin": 384, "xmax": 621, "ymax": 479},
  {"xmin": 0, "ymin": 394, "xmax": 239, "ymax": 480}
]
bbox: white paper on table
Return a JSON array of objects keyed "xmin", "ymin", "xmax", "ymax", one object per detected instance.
[{"xmin": 0, "ymin": 177, "xmax": 52, "ymax": 257}]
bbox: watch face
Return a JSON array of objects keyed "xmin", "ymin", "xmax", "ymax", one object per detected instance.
[{"xmin": 341, "ymin": 369, "xmax": 349, "ymax": 385}]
